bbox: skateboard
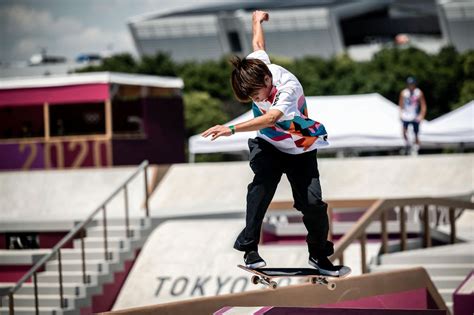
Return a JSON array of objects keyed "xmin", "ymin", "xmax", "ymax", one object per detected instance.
[{"xmin": 238, "ymin": 265, "xmax": 350, "ymax": 290}]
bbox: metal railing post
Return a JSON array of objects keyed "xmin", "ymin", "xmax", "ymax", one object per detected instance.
[
  {"xmin": 124, "ymin": 185, "xmax": 130, "ymax": 238},
  {"xmin": 339, "ymin": 253, "xmax": 344, "ymax": 266},
  {"xmin": 80, "ymin": 228, "xmax": 87, "ymax": 284},
  {"xmin": 360, "ymin": 233, "xmax": 367, "ymax": 274},
  {"xmin": 380, "ymin": 210, "xmax": 388, "ymax": 254},
  {"xmin": 400, "ymin": 206, "xmax": 407, "ymax": 251},
  {"xmin": 144, "ymin": 165, "xmax": 149, "ymax": 217},
  {"xmin": 328, "ymin": 206, "xmax": 333, "ymax": 241},
  {"xmin": 33, "ymin": 272, "xmax": 39, "ymax": 315},
  {"xmin": 449, "ymin": 208, "xmax": 456, "ymax": 244},
  {"xmin": 57, "ymin": 249, "xmax": 64, "ymax": 308},
  {"xmin": 8, "ymin": 292, "xmax": 14, "ymax": 315},
  {"xmin": 102, "ymin": 206, "xmax": 109, "ymax": 261},
  {"xmin": 423, "ymin": 205, "xmax": 431, "ymax": 248}
]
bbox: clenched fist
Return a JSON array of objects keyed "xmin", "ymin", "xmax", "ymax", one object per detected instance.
[{"xmin": 253, "ymin": 10, "xmax": 269, "ymax": 24}]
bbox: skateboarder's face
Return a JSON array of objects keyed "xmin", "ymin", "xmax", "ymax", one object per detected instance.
[{"xmin": 250, "ymin": 75, "xmax": 272, "ymax": 103}]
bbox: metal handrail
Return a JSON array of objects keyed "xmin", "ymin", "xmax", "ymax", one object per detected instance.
[
  {"xmin": 1, "ymin": 160, "xmax": 150, "ymax": 313},
  {"xmin": 331, "ymin": 195, "xmax": 474, "ymax": 273}
]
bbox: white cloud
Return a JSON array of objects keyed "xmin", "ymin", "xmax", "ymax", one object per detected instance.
[
  {"xmin": 0, "ymin": 4, "xmax": 136, "ymax": 61},
  {"xmin": 1, "ymin": 5, "xmax": 82, "ymax": 37},
  {"xmin": 15, "ymin": 37, "xmax": 41, "ymax": 56}
]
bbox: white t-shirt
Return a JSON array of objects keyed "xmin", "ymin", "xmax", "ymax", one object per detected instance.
[
  {"xmin": 401, "ymin": 88, "xmax": 422, "ymax": 122},
  {"xmin": 246, "ymin": 50, "xmax": 328, "ymax": 154}
]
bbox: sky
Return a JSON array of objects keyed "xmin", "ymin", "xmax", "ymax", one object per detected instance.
[{"xmin": 0, "ymin": 0, "xmax": 238, "ymax": 64}]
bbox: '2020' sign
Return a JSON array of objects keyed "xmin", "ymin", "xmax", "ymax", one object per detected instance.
[{"xmin": 0, "ymin": 139, "xmax": 112, "ymax": 170}]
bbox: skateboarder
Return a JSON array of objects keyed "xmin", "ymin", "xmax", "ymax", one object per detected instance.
[
  {"xmin": 202, "ymin": 10, "xmax": 349, "ymax": 277},
  {"xmin": 399, "ymin": 76, "xmax": 427, "ymax": 155}
]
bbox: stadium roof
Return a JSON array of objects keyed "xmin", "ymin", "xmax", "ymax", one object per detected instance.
[{"xmin": 128, "ymin": 0, "xmax": 391, "ymax": 23}]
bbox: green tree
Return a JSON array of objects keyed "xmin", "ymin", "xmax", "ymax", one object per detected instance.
[
  {"xmin": 178, "ymin": 58, "xmax": 233, "ymax": 100},
  {"xmin": 183, "ymin": 91, "xmax": 229, "ymax": 138},
  {"xmin": 136, "ymin": 53, "xmax": 178, "ymax": 76},
  {"xmin": 456, "ymin": 80, "xmax": 474, "ymax": 108}
]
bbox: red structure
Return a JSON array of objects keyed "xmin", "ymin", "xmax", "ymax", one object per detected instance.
[{"xmin": 0, "ymin": 72, "xmax": 185, "ymax": 170}]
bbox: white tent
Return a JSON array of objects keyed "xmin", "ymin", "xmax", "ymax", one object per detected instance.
[
  {"xmin": 421, "ymin": 101, "xmax": 474, "ymax": 146},
  {"xmin": 304, "ymin": 93, "xmax": 406, "ymax": 149},
  {"xmin": 188, "ymin": 93, "xmax": 409, "ymax": 160}
]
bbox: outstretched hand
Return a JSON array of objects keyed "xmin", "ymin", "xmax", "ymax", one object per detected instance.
[
  {"xmin": 253, "ymin": 10, "xmax": 269, "ymax": 24},
  {"xmin": 201, "ymin": 125, "xmax": 232, "ymax": 141}
]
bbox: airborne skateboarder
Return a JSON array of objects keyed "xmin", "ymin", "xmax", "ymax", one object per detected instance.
[{"xmin": 202, "ymin": 10, "xmax": 350, "ymax": 277}]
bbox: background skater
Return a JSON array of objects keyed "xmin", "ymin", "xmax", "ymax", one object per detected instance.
[{"xmin": 399, "ymin": 76, "xmax": 427, "ymax": 155}]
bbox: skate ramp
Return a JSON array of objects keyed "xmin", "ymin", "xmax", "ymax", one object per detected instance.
[
  {"xmin": 149, "ymin": 154, "xmax": 474, "ymax": 217},
  {"xmin": 112, "ymin": 219, "xmax": 311, "ymax": 309}
]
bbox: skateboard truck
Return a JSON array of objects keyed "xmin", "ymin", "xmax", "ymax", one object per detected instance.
[
  {"xmin": 250, "ymin": 273, "xmax": 336, "ymax": 290},
  {"xmin": 239, "ymin": 265, "xmax": 344, "ymax": 290},
  {"xmin": 251, "ymin": 275, "xmax": 278, "ymax": 289}
]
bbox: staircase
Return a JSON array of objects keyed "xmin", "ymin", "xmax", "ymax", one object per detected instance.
[
  {"xmin": 369, "ymin": 242, "xmax": 474, "ymax": 314},
  {"xmin": 0, "ymin": 217, "xmax": 152, "ymax": 315}
]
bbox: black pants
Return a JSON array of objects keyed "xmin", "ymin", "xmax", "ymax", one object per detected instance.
[{"xmin": 234, "ymin": 137, "xmax": 334, "ymax": 258}]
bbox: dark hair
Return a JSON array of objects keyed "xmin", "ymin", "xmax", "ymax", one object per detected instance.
[{"xmin": 230, "ymin": 56, "xmax": 272, "ymax": 102}]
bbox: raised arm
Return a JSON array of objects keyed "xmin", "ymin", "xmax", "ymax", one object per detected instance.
[{"xmin": 252, "ymin": 10, "xmax": 269, "ymax": 51}]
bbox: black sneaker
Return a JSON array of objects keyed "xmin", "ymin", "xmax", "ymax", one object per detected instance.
[
  {"xmin": 244, "ymin": 251, "xmax": 266, "ymax": 269},
  {"xmin": 309, "ymin": 256, "xmax": 351, "ymax": 277}
]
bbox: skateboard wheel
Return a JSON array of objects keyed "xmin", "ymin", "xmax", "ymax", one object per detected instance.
[
  {"xmin": 328, "ymin": 282, "xmax": 336, "ymax": 290},
  {"xmin": 251, "ymin": 275, "xmax": 260, "ymax": 285},
  {"xmin": 270, "ymin": 281, "xmax": 278, "ymax": 289},
  {"xmin": 311, "ymin": 277, "xmax": 318, "ymax": 284}
]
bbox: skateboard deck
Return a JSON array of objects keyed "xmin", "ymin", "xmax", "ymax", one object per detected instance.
[{"xmin": 238, "ymin": 265, "xmax": 350, "ymax": 290}]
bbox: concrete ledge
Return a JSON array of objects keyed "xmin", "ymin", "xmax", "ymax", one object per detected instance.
[
  {"xmin": 264, "ymin": 221, "xmax": 422, "ymax": 236},
  {"xmin": 0, "ymin": 249, "xmax": 50, "ymax": 265},
  {"xmin": 0, "ymin": 220, "xmax": 77, "ymax": 233},
  {"xmin": 102, "ymin": 267, "xmax": 448, "ymax": 315},
  {"xmin": 213, "ymin": 307, "xmax": 446, "ymax": 315}
]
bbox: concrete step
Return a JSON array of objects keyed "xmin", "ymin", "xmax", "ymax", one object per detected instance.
[
  {"xmin": 439, "ymin": 289, "xmax": 453, "ymax": 303},
  {"xmin": 46, "ymin": 260, "xmax": 108, "ymax": 273},
  {"xmin": 59, "ymin": 248, "xmax": 129, "ymax": 261},
  {"xmin": 446, "ymin": 301, "xmax": 453, "ymax": 314},
  {"xmin": 380, "ymin": 253, "xmax": 474, "ymax": 265},
  {"xmin": 369, "ymin": 264, "xmax": 473, "ymax": 277},
  {"xmin": 46, "ymin": 258, "xmax": 124, "ymax": 275},
  {"xmin": 3, "ymin": 283, "xmax": 83, "ymax": 297},
  {"xmin": 36, "ymin": 271, "xmax": 113, "ymax": 284},
  {"xmin": 72, "ymin": 237, "xmax": 130, "ymax": 250},
  {"xmin": 88, "ymin": 217, "xmax": 151, "ymax": 229},
  {"xmin": 431, "ymin": 276, "xmax": 466, "ymax": 290},
  {"xmin": 27, "ymin": 283, "xmax": 100, "ymax": 298},
  {"xmin": 73, "ymin": 236, "xmax": 144, "ymax": 251},
  {"xmin": 0, "ymin": 306, "xmax": 78, "ymax": 315},
  {"xmin": 267, "ymin": 221, "xmax": 423, "ymax": 236},
  {"xmin": 0, "ymin": 249, "xmax": 51, "ymax": 265},
  {"xmin": 384, "ymin": 242, "xmax": 474, "ymax": 256},
  {"xmin": 0, "ymin": 294, "xmax": 87, "ymax": 309},
  {"xmin": 86, "ymin": 226, "xmax": 142, "ymax": 238}
]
